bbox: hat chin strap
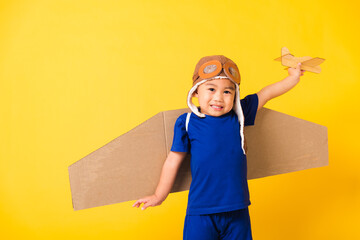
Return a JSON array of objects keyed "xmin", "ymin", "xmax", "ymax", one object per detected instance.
[
  {"xmin": 187, "ymin": 79, "xmax": 208, "ymax": 118},
  {"xmin": 233, "ymin": 82, "xmax": 246, "ymax": 155},
  {"xmin": 187, "ymin": 76, "xmax": 246, "ymax": 155}
]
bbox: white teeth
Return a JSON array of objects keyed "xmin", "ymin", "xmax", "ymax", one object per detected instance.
[{"xmin": 212, "ymin": 105, "xmax": 222, "ymax": 109}]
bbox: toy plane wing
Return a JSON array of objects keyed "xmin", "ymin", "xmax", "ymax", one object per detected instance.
[
  {"xmin": 68, "ymin": 108, "xmax": 328, "ymax": 211},
  {"xmin": 275, "ymin": 47, "xmax": 325, "ymax": 73}
]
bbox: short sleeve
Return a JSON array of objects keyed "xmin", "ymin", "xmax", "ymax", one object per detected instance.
[
  {"xmin": 240, "ymin": 93, "xmax": 259, "ymax": 126},
  {"xmin": 170, "ymin": 114, "xmax": 190, "ymax": 153}
]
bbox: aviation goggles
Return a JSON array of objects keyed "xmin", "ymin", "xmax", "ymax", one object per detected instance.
[{"xmin": 196, "ymin": 60, "xmax": 241, "ymax": 85}]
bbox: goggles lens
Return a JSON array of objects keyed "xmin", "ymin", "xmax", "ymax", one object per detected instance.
[
  {"xmin": 204, "ymin": 64, "xmax": 218, "ymax": 74},
  {"xmin": 229, "ymin": 67, "xmax": 239, "ymax": 79}
]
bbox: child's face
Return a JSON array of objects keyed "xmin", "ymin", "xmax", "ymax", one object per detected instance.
[{"xmin": 194, "ymin": 78, "xmax": 236, "ymax": 117}]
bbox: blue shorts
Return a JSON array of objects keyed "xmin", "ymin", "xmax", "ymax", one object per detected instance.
[{"xmin": 183, "ymin": 207, "xmax": 252, "ymax": 240}]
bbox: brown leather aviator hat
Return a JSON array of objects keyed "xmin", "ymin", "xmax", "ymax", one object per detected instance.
[{"xmin": 187, "ymin": 55, "xmax": 246, "ymax": 154}]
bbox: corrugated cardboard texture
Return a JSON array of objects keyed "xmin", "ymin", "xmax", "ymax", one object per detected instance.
[{"xmin": 68, "ymin": 108, "xmax": 328, "ymax": 210}]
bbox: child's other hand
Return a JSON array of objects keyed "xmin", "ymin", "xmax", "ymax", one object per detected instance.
[
  {"xmin": 288, "ymin": 62, "xmax": 305, "ymax": 79},
  {"xmin": 132, "ymin": 194, "xmax": 163, "ymax": 210}
]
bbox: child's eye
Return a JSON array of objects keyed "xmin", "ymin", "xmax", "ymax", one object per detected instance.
[
  {"xmin": 208, "ymin": 88, "xmax": 215, "ymax": 92},
  {"xmin": 224, "ymin": 90, "xmax": 232, "ymax": 94}
]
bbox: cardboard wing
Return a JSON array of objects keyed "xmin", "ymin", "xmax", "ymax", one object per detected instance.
[{"xmin": 68, "ymin": 108, "xmax": 328, "ymax": 210}]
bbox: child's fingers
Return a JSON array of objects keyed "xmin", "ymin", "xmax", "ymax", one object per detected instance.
[
  {"xmin": 133, "ymin": 202, "xmax": 141, "ymax": 208},
  {"xmin": 141, "ymin": 202, "xmax": 152, "ymax": 210},
  {"xmin": 132, "ymin": 199, "xmax": 147, "ymax": 208},
  {"xmin": 132, "ymin": 201, "xmax": 139, "ymax": 207}
]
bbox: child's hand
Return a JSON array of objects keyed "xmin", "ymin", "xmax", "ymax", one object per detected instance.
[
  {"xmin": 132, "ymin": 194, "xmax": 163, "ymax": 210},
  {"xmin": 288, "ymin": 62, "xmax": 305, "ymax": 79}
]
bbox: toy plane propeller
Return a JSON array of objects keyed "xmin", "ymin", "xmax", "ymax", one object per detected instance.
[{"xmin": 275, "ymin": 47, "xmax": 325, "ymax": 73}]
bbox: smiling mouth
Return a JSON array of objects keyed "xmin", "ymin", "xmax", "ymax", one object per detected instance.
[{"xmin": 211, "ymin": 105, "xmax": 223, "ymax": 110}]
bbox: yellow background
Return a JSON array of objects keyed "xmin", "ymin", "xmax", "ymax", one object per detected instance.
[{"xmin": 1, "ymin": 0, "xmax": 359, "ymax": 239}]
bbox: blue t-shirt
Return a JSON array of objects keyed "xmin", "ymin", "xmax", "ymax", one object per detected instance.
[{"xmin": 171, "ymin": 94, "xmax": 259, "ymax": 215}]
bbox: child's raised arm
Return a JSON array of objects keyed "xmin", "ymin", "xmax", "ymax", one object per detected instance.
[
  {"xmin": 132, "ymin": 151, "xmax": 187, "ymax": 210},
  {"xmin": 257, "ymin": 63, "xmax": 305, "ymax": 110}
]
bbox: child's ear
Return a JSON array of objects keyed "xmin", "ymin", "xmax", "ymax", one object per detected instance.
[{"xmin": 192, "ymin": 89, "xmax": 198, "ymax": 98}]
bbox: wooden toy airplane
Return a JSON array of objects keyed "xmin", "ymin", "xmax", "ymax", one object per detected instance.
[{"xmin": 275, "ymin": 47, "xmax": 325, "ymax": 73}]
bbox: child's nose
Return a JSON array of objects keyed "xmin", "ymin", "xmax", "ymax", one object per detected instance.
[{"xmin": 213, "ymin": 91, "xmax": 223, "ymax": 101}]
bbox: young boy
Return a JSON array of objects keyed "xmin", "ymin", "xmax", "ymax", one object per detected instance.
[{"xmin": 133, "ymin": 55, "xmax": 304, "ymax": 240}]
